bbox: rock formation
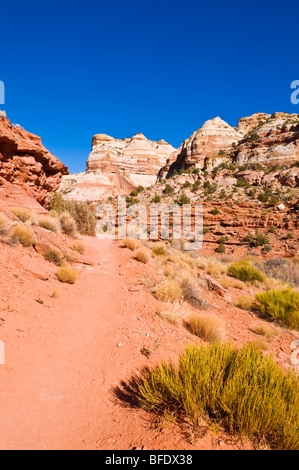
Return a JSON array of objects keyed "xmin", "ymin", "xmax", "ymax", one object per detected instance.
[
  {"xmin": 60, "ymin": 133, "xmax": 177, "ymax": 201},
  {"xmin": 0, "ymin": 116, "xmax": 68, "ymax": 207}
]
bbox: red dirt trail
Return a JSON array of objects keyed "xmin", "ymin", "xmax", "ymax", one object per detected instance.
[{"xmin": 0, "ymin": 238, "xmax": 295, "ymax": 450}]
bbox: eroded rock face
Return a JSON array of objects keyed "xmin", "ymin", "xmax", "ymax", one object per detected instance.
[
  {"xmin": 60, "ymin": 133, "xmax": 177, "ymax": 201},
  {"xmin": 175, "ymin": 117, "xmax": 244, "ymax": 170},
  {"xmin": 0, "ymin": 117, "xmax": 68, "ymax": 206},
  {"xmin": 233, "ymin": 113, "xmax": 299, "ymax": 167}
]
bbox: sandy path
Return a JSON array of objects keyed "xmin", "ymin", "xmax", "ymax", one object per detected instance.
[{"xmin": 0, "ymin": 238, "xmax": 208, "ymax": 450}]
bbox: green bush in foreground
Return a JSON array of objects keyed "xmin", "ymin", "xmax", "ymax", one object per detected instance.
[
  {"xmin": 136, "ymin": 343, "xmax": 299, "ymax": 450},
  {"xmin": 228, "ymin": 260, "xmax": 265, "ymax": 283},
  {"xmin": 255, "ymin": 288, "xmax": 299, "ymax": 330}
]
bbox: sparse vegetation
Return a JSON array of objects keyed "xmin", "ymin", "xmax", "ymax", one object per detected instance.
[
  {"xmin": 152, "ymin": 244, "xmax": 168, "ymax": 257},
  {"xmin": 134, "ymin": 342, "xmax": 299, "ymax": 450},
  {"xmin": 135, "ymin": 247, "xmax": 150, "ymax": 264},
  {"xmin": 153, "ymin": 278, "xmax": 182, "ymax": 303},
  {"xmin": 11, "ymin": 207, "xmax": 33, "ymax": 223},
  {"xmin": 255, "ymin": 288, "xmax": 299, "ymax": 330},
  {"xmin": 57, "ymin": 265, "xmax": 79, "ymax": 284},
  {"xmin": 228, "ymin": 260, "xmax": 265, "ymax": 284},
  {"xmin": 72, "ymin": 239, "xmax": 86, "ymax": 254},
  {"xmin": 11, "ymin": 225, "xmax": 34, "ymax": 247},
  {"xmin": 0, "ymin": 212, "xmax": 9, "ymax": 236},
  {"xmin": 187, "ymin": 314, "xmax": 224, "ymax": 342},
  {"xmin": 234, "ymin": 294, "xmax": 255, "ymax": 311},
  {"xmin": 123, "ymin": 237, "xmax": 141, "ymax": 251},
  {"xmin": 59, "ymin": 212, "xmax": 77, "ymax": 238},
  {"xmin": 44, "ymin": 247, "xmax": 63, "ymax": 265},
  {"xmin": 50, "ymin": 192, "xmax": 96, "ymax": 236},
  {"xmin": 36, "ymin": 214, "xmax": 60, "ymax": 233}
]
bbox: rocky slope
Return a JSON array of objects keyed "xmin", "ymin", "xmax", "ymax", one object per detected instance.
[
  {"xmin": 0, "ymin": 116, "xmax": 68, "ymax": 207},
  {"xmin": 60, "ymin": 133, "xmax": 176, "ymax": 201}
]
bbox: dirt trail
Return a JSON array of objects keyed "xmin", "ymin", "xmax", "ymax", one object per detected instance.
[
  {"xmin": 0, "ymin": 237, "xmax": 295, "ymax": 450},
  {"xmin": 0, "ymin": 238, "xmax": 215, "ymax": 450}
]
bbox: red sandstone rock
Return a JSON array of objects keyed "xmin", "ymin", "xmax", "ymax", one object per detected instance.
[{"xmin": 0, "ymin": 117, "xmax": 68, "ymax": 207}]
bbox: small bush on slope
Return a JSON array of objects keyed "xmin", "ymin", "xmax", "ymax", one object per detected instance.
[
  {"xmin": 57, "ymin": 265, "xmax": 78, "ymax": 284},
  {"xmin": 50, "ymin": 192, "xmax": 96, "ymax": 236},
  {"xmin": 0, "ymin": 213, "xmax": 9, "ymax": 236},
  {"xmin": 135, "ymin": 247, "xmax": 150, "ymax": 264},
  {"xmin": 123, "ymin": 237, "xmax": 141, "ymax": 251},
  {"xmin": 255, "ymin": 288, "xmax": 299, "ymax": 330},
  {"xmin": 135, "ymin": 343, "xmax": 299, "ymax": 450},
  {"xmin": 12, "ymin": 225, "xmax": 34, "ymax": 247},
  {"xmin": 187, "ymin": 314, "xmax": 225, "ymax": 342},
  {"xmin": 11, "ymin": 207, "xmax": 33, "ymax": 223},
  {"xmin": 59, "ymin": 212, "xmax": 77, "ymax": 238},
  {"xmin": 228, "ymin": 260, "xmax": 265, "ymax": 284},
  {"xmin": 36, "ymin": 214, "xmax": 60, "ymax": 233}
]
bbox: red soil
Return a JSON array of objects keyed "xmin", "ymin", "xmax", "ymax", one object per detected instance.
[{"xmin": 0, "ymin": 237, "xmax": 297, "ymax": 450}]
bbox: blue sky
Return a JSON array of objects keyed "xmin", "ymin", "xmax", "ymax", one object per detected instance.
[{"xmin": 1, "ymin": 0, "xmax": 299, "ymax": 173}]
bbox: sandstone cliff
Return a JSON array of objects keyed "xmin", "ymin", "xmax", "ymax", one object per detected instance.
[
  {"xmin": 0, "ymin": 116, "xmax": 68, "ymax": 206},
  {"xmin": 60, "ymin": 133, "xmax": 177, "ymax": 201}
]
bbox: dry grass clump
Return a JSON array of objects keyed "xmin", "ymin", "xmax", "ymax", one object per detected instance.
[
  {"xmin": 234, "ymin": 295, "xmax": 255, "ymax": 311},
  {"xmin": 50, "ymin": 192, "xmax": 96, "ymax": 236},
  {"xmin": 36, "ymin": 214, "xmax": 60, "ymax": 233},
  {"xmin": 44, "ymin": 247, "xmax": 63, "ymax": 265},
  {"xmin": 256, "ymin": 257, "xmax": 299, "ymax": 288},
  {"xmin": 153, "ymin": 278, "xmax": 182, "ymax": 303},
  {"xmin": 187, "ymin": 314, "xmax": 225, "ymax": 342},
  {"xmin": 228, "ymin": 260, "xmax": 265, "ymax": 284},
  {"xmin": 59, "ymin": 212, "xmax": 77, "ymax": 238},
  {"xmin": 11, "ymin": 207, "xmax": 33, "ymax": 223},
  {"xmin": 57, "ymin": 265, "xmax": 78, "ymax": 284},
  {"xmin": 251, "ymin": 324, "xmax": 278, "ymax": 341},
  {"xmin": 0, "ymin": 212, "xmax": 9, "ymax": 236},
  {"xmin": 123, "ymin": 237, "xmax": 141, "ymax": 251},
  {"xmin": 255, "ymin": 288, "xmax": 299, "ymax": 330},
  {"xmin": 156, "ymin": 303, "xmax": 188, "ymax": 325},
  {"xmin": 152, "ymin": 243, "xmax": 168, "ymax": 257},
  {"xmin": 196, "ymin": 256, "xmax": 228, "ymax": 278},
  {"xmin": 135, "ymin": 247, "xmax": 150, "ymax": 264},
  {"xmin": 11, "ymin": 225, "xmax": 34, "ymax": 247},
  {"xmin": 72, "ymin": 239, "xmax": 86, "ymax": 254},
  {"xmin": 221, "ymin": 278, "xmax": 245, "ymax": 290},
  {"xmin": 134, "ymin": 343, "xmax": 299, "ymax": 450}
]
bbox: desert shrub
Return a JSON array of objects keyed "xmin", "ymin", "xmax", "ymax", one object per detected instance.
[
  {"xmin": 123, "ymin": 237, "xmax": 141, "ymax": 251},
  {"xmin": 163, "ymin": 184, "xmax": 174, "ymax": 196},
  {"xmin": 254, "ymin": 231, "xmax": 269, "ymax": 247},
  {"xmin": 179, "ymin": 192, "xmax": 190, "ymax": 205},
  {"xmin": 251, "ymin": 324, "xmax": 278, "ymax": 341},
  {"xmin": 211, "ymin": 207, "xmax": 220, "ymax": 216},
  {"xmin": 181, "ymin": 276, "xmax": 209, "ymax": 309},
  {"xmin": 263, "ymin": 244, "xmax": 272, "ymax": 253},
  {"xmin": 187, "ymin": 314, "xmax": 224, "ymax": 342},
  {"xmin": 151, "ymin": 195, "xmax": 161, "ymax": 203},
  {"xmin": 72, "ymin": 239, "xmax": 86, "ymax": 254},
  {"xmin": 255, "ymin": 288, "xmax": 299, "ymax": 330},
  {"xmin": 12, "ymin": 225, "xmax": 34, "ymax": 247},
  {"xmin": 153, "ymin": 278, "xmax": 182, "ymax": 303},
  {"xmin": 59, "ymin": 212, "xmax": 77, "ymax": 238},
  {"xmin": 256, "ymin": 258, "xmax": 299, "ymax": 287},
  {"xmin": 228, "ymin": 260, "xmax": 265, "ymax": 283},
  {"xmin": 134, "ymin": 342, "xmax": 299, "ymax": 450},
  {"xmin": 234, "ymin": 295, "xmax": 255, "ymax": 311},
  {"xmin": 50, "ymin": 193, "xmax": 96, "ymax": 236},
  {"xmin": 135, "ymin": 247, "xmax": 150, "ymax": 264},
  {"xmin": 57, "ymin": 265, "xmax": 78, "ymax": 284},
  {"xmin": 11, "ymin": 207, "xmax": 33, "ymax": 223},
  {"xmin": 215, "ymin": 243, "xmax": 226, "ymax": 254},
  {"xmin": 156, "ymin": 303, "xmax": 187, "ymax": 325},
  {"xmin": 36, "ymin": 214, "xmax": 60, "ymax": 233},
  {"xmin": 152, "ymin": 244, "xmax": 168, "ymax": 257},
  {"xmin": 0, "ymin": 213, "xmax": 9, "ymax": 236},
  {"xmin": 44, "ymin": 247, "xmax": 63, "ymax": 265}
]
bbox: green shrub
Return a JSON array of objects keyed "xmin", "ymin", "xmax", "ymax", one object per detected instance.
[
  {"xmin": 228, "ymin": 260, "xmax": 265, "ymax": 283},
  {"xmin": 211, "ymin": 207, "xmax": 220, "ymax": 216},
  {"xmin": 133, "ymin": 343, "xmax": 299, "ymax": 450},
  {"xmin": 255, "ymin": 288, "xmax": 299, "ymax": 330},
  {"xmin": 215, "ymin": 243, "xmax": 226, "ymax": 254},
  {"xmin": 179, "ymin": 192, "xmax": 190, "ymax": 205},
  {"xmin": 151, "ymin": 195, "xmax": 161, "ymax": 203}
]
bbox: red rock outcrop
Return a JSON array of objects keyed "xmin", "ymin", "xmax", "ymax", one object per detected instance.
[{"xmin": 0, "ymin": 117, "xmax": 68, "ymax": 207}]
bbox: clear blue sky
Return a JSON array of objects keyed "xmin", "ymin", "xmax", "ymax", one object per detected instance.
[{"xmin": 1, "ymin": 0, "xmax": 299, "ymax": 173}]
